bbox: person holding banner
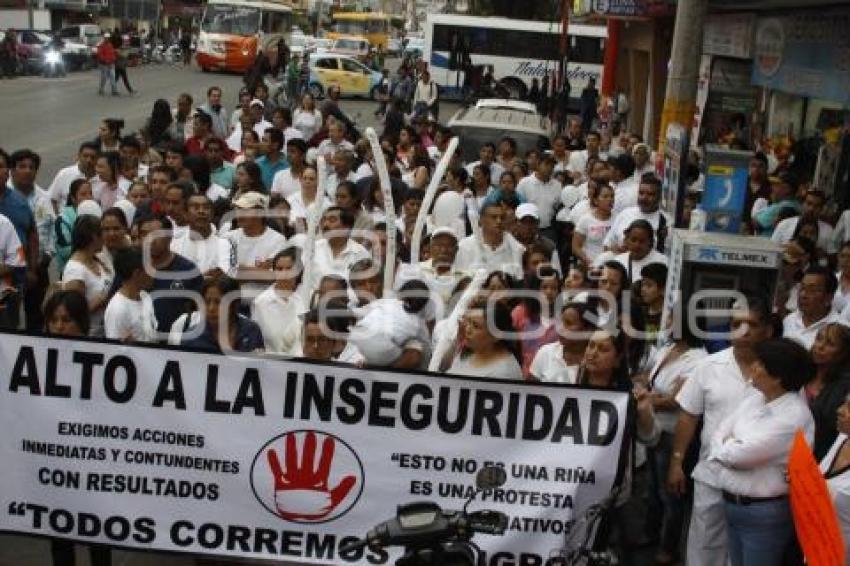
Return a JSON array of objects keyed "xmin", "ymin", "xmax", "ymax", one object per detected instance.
[
  {"xmin": 708, "ymin": 338, "xmax": 815, "ymax": 566},
  {"xmin": 179, "ymin": 276, "xmax": 264, "ymax": 354},
  {"xmin": 447, "ymin": 298, "xmax": 522, "ymax": 380},
  {"xmin": 61, "ymin": 215, "xmax": 113, "ymax": 337},
  {"xmin": 43, "ymin": 288, "xmax": 113, "ymax": 566}
]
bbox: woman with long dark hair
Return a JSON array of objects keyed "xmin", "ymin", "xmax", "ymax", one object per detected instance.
[
  {"xmin": 147, "ymin": 98, "xmax": 174, "ymax": 148},
  {"xmin": 180, "ymin": 276, "xmax": 265, "ymax": 354},
  {"xmin": 512, "ymin": 266, "xmax": 561, "ymax": 378},
  {"xmin": 808, "ymin": 323, "xmax": 850, "ymax": 459},
  {"xmin": 61, "ymin": 215, "xmax": 112, "ymax": 337}
]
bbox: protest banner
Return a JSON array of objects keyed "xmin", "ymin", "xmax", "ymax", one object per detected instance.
[{"xmin": 0, "ymin": 332, "xmax": 631, "ymax": 564}]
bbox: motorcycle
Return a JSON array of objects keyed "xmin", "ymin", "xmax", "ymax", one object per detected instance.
[
  {"xmin": 341, "ymin": 465, "xmax": 509, "ymax": 566},
  {"xmin": 41, "ymin": 49, "xmax": 66, "ymax": 78}
]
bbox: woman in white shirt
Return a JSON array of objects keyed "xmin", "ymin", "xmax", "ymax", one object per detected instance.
[
  {"xmin": 252, "ymin": 247, "xmax": 307, "ymax": 356},
  {"xmin": 292, "ymin": 93, "xmax": 323, "ymax": 141},
  {"xmin": 572, "ymin": 182, "xmax": 614, "ymax": 267},
  {"xmin": 97, "ymin": 207, "xmax": 131, "ymax": 274},
  {"xmin": 644, "ymin": 329, "xmax": 707, "ymax": 564},
  {"xmin": 709, "ymin": 338, "xmax": 815, "ymax": 566},
  {"xmin": 530, "ymin": 302, "xmax": 592, "ymax": 384},
  {"xmin": 820, "ymin": 397, "xmax": 850, "ymax": 564},
  {"xmin": 612, "ymin": 219, "xmax": 667, "ymax": 282},
  {"xmin": 286, "ymin": 165, "xmax": 330, "ymax": 232},
  {"xmin": 92, "ymin": 152, "xmax": 126, "ymax": 210},
  {"xmin": 61, "ymin": 215, "xmax": 113, "ymax": 337},
  {"xmin": 448, "ymin": 299, "xmax": 523, "ymax": 380}
]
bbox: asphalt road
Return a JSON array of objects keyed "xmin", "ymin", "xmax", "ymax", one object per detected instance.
[{"xmin": 0, "ymin": 61, "xmax": 459, "ymax": 188}]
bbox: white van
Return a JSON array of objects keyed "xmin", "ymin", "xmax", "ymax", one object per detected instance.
[{"xmin": 59, "ymin": 24, "xmax": 101, "ymax": 48}]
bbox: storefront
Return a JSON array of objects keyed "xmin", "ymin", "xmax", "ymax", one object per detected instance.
[{"xmin": 750, "ymin": 7, "xmax": 850, "ymax": 201}]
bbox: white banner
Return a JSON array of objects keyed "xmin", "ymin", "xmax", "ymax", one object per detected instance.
[{"xmin": 0, "ymin": 333, "xmax": 630, "ymax": 563}]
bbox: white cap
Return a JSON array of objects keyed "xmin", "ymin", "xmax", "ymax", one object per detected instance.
[
  {"xmin": 516, "ymin": 203, "xmax": 540, "ymax": 220},
  {"xmin": 430, "ymin": 226, "xmax": 459, "ymax": 241},
  {"xmin": 233, "ymin": 191, "xmax": 269, "ymax": 209},
  {"xmin": 77, "ymin": 200, "xmax": 102, "ymax": 219},
  {"xmin": 249, "ymin": 98, "xmax": 265, "ymax": 108}
]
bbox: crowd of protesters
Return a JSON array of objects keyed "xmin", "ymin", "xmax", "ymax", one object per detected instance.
[{"xmin": 2, "ymin": 60, "xmax": 850, "ymax": 565}]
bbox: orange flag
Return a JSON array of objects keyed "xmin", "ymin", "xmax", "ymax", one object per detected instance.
[{"xmin": 788, "ymin": 431, "xmax": 846, "ymax": 566}]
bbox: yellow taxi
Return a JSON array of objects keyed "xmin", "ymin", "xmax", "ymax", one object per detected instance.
[{"xmin": 308, "ymin": 53, "xmax": 384, "ymax": 100}]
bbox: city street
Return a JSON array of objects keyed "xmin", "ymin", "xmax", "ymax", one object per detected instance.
[{"xmin": 0, "ymin": 62, "xmax": 458, "ymax": 187}]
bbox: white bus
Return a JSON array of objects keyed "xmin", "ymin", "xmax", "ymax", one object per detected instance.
[{"xmin": 423, "ymin": 14, "xmax": 606, "ymax": 104}]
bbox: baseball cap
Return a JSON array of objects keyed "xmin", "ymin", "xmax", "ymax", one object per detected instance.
[
  {"xmin": 77, "ymin": 200, "xmax": 103, "ymax": 219},
  {"xmin": 249, "ymin": 99, "xmax": 265, "ymax": 108},
  {"xmin": 516, "ymin": 203, "xmax": 540, "ymax": 220},
  {"xmin": 233, "ymin": 191, "xmax": 269, "ymax": 209},
  {"xmin": 430, "ymin": 226, "xmax": 459, "ymax": 241}
]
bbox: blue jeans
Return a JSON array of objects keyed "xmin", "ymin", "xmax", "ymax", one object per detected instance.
[
  {"xmin": 650, "ymin": 432, "xmax": 687, "ymax": 555},
  {"xmin": 724, "ymin": 497, "xmax": 793, "ymax": 566},
  {"xmin": 98, "ymin": 64, "xmax": 116, "ymax": 94}
]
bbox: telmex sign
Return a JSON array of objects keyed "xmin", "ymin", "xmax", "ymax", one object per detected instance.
[{"xmin": 688, "ymin": 246, "xmax": 779, "ymax": 268}]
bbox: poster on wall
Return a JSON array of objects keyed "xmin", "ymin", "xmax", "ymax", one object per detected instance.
[{"xmin": 752, "ymin": 10, "xmax": 850, "ymax": 106}]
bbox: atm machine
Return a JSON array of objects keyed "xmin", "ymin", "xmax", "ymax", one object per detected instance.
[{"xmin": 663, "ymin": 229, "xmax": 784, "ymax": 340}]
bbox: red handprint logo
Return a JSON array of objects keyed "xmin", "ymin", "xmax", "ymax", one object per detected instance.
[{"xmin": 254, "ymin": 430, "xmax": 362, "ymax": 523}]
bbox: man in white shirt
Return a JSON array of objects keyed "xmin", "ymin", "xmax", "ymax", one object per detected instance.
[
  {"xmin": 669, "ymin": 295, "xmax": 774, "ymax": 566},
  {"xmin": 317, "ymin": 121, "xmax": 355, "ymax": 172},
  {"xmin": 48, "ymin": 142, "xmax": 99, "ymax": 213},
  {"xmin": 230, "ymin": 89, "xmax": 252, "ymax": 132},
  {"xmin": 609, "ymin": 154, "xmax": 639, "ymax": 217},
  {"xmin": 226, "ymin": 191, "xmax": 287, "ymax": 300},
  {"xmin": 104, "ymin": 247, "xmax": 157, "ymax": 343},
  {"xmin": 784, "ymin": 266, "xmax": 844, "ymax": 349},
  {"xmin": 566, "ymin": 130, "xmax": 603, "ymax": 182},
  {"xmin": 771, "ymin": 189, "xmax": 836, "ymax": 257},
  {"xmin": 170, "ymin": 194, "xmax": 235, "ymax": 278},
  {"xmin": 309, "ymin": 206, "xmax": 371, "ymax": 291},
  {"xmin": 397, "ymin": 226, "xmax": 468, "ymax": 316},
  {"xmin": 465, "ymin": 142, "xmax": 504, "ymax": 186},
  {"xmin": 325, "ymin": 149, "xmax": 358, "ymax": 200},
  {"xmin": 604, "ymin": 173, "xmax": 668, "ymax": 252},
  {"xmin": 516, "ymin": 155, "xmax": 561, "ymax": 239},
  {"xmin": 455, "ymin": 202, "xmax": 525, "ymax": 279}
]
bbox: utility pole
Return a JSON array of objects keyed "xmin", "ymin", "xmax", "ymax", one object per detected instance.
[{"xmin": 658, "ymin": 0, "xmax": 708, "ymax": 148}]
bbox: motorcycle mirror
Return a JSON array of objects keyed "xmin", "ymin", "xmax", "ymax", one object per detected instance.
[{"xmin": 475, "ymin": 465, "xmax": 506, "ymax": 491}]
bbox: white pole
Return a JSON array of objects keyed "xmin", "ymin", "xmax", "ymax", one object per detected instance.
[
  {"xmin": 301, "ymin": 155, "xmax": 327, "ymax": 292},
  {"xmin": 365, "ymin": 127, "xmax": 396, "ymax": 297},
  {"xmin": 410, "ymin": 136, "xmax": 459, "ymax": 263}
]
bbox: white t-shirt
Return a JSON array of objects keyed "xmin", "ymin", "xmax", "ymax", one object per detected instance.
[
  {"xmin": 448, "ymin": 353, "xmax": 523, "ymax": 380},
  {"xmin": 308, "ymin": 238, "xmax": 371, "ymax": 290},
  {"xmin": 206, "ymin": 183, "xmax": 230, "ymax": 203},
  {"xmin": 226, "ymin": 227, "xmax": 288, "ymax": 298},
  {"xmin": 771, "ymin": 216, "xmax": 837, "ymax": 254},
  {"xmin": 0, "ymin": 213, "xmax": 24, "ymax": 275},
  {"xmin": 612, "ymin": 177, "xmax": 640, "ymax": 217},
  {"xmin": 574, "ymin": 212, "xmax": 612, "ymax": 262},
  {"xmin": 62, "ymin": 258, "xmax": 113, "ymax": 337},
  {"xmin": 465, "ymin": 161, "xmax": 504, "ymax": 187},
  {"xmin": 251, "ymin": 286, "xmax": 308, "ymax": 356},
  {"xmin": 104, "ymin": 291, "xmax": 158, "ymax": 343},
  {"xmin": 293, "ymin": 108, "xmax": 323, "ymax": 140},
  {"xmin": 92, "ymin": 177, "xmax": 130, "ymax": 210},
  {"xmin": 646, "ymin": 345, "xmax": 707, "ymax": 433},
  {"xmin": 613, "ymin": 250, "xmax": 667, "ymax": 282},
  {"xmin": 604, "ymin": 207, "xmax": 668, "ymax": 250},
  {"xmin": 516, "ymin": 175, "xmax": 562, "ymax": 229},
  {"xmin": 286, "ymin": 191, "xmax": 332, "ymax": 226},
  {"xmin": 529, "ymin": 343, "xmax": 579, "ymax": 384},
  {"xmin": 169, "ymin": 230, "xmax": 236, "ymax": 276},
  {"xmin": 454, "ymin": 233, "xmax": 525, "ymax": 280},
  {"xmin": 48, "ymin": 163, "xmax": 86, "ymax": 207},
  {"xmin": 271, "ymin": 169, "xmax": 302, "ymax": 199}
]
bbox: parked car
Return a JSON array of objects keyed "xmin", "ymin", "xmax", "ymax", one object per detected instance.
[
  {"xmin": 308, "ymin": 53, "xmax": 383, "ymax": 100},
  {"xmin": 14, "ymin": 29, "xmax": 48, "ymax": 74},
  {"xmin": 328, "ymin": 37, "xmax": 370, "ymax": 62},
  {"xmin": 58, "ymin": 24, "xmax": 100, "ymax": 48}
]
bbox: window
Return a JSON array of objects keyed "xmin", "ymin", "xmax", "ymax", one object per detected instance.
[
  {"xmin": 262, "ymin": 11, "xmax": 291, "ymax": 34},
  {"xmin": 202, "ymin": 5, "xmax": 260, "ymax": 36},
  {"xmin": 341, "ymin": 59, "xmax": 363, "ymax": 73},
  {"xmin": 316, "ymin": 58, "xmax": 338, "ymax": 70}
]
